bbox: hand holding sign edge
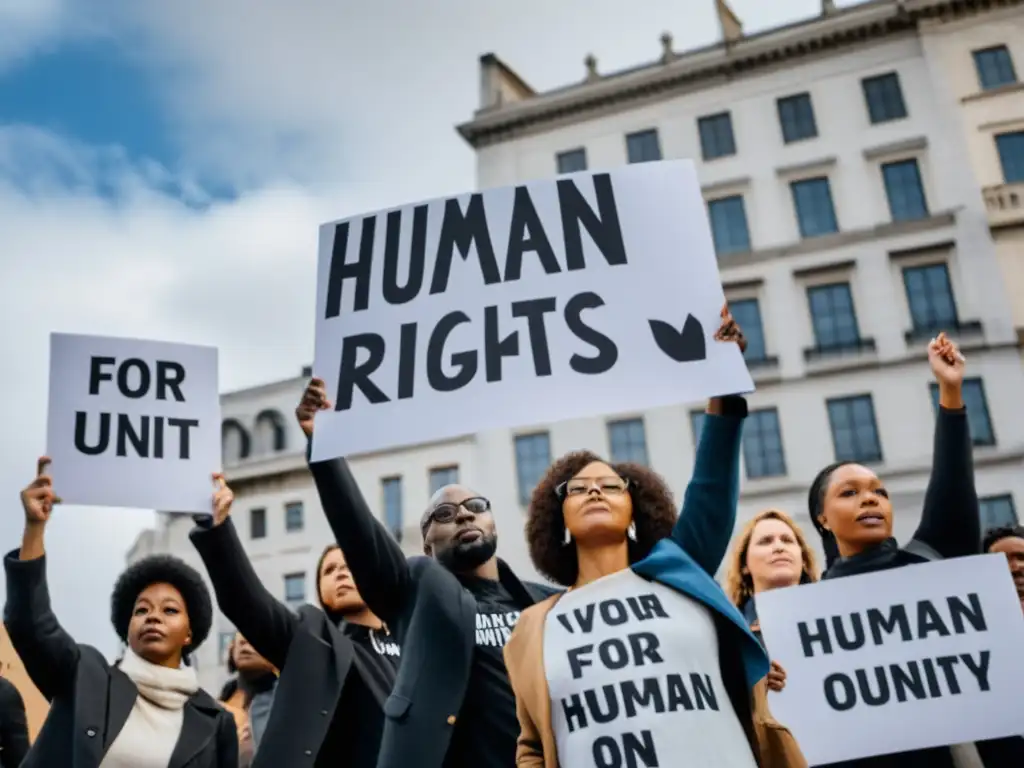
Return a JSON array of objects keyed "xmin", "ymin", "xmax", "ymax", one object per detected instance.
[
  {"xmin": 211, "ymin": 473, "xmax": 234, "ymax": 527},
  {"xmin": 296, "ymin": 377, "xmax": 332, "ymax": 438},
  {"xmin": 19, "ymin": 457, "xmax": 60, "ymax": 561}
]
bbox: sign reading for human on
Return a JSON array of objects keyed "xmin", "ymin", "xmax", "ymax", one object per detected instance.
[
  {"xmin": 755, "ymin": 555, "xmax": 1024, "ymax": 765},
  {"xmin": 311, "ymin": 160, "xmax": 752, "ymax": 460},
  {"xmin": 46, "ymin": 333, "xmax": 221, "ymax": 514}
]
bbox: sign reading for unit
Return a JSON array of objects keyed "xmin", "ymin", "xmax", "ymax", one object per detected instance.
[
  {"xmin": 46, "ymin": 333, "xmax": 221, "ymax": 513},
  {"xmin": 755, "ymin": 555, "xmax": 1024, "ymax": 765},
  {"xmin": 311, "ymin": 160, "xmax": 752, "ymax": 460}
]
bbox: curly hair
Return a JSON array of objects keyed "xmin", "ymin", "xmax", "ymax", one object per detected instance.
[
  {"xmin": 724, "ymin": 508, "xmax": 818, "ymax": 608},
  {"xmin": 526, "ymin": 450, "xmax": 678, "ymax": 587},
  {"xmin": 982, "ymin": 524, "xmax": 1024, "ymax": 553},
  {"xmin": 110, "ymin": 554, "xmax": 213, "ymax": 659}
]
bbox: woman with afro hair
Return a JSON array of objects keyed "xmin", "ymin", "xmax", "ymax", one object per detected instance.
[
  {"xmin": 503, "ymin": 307, "xmax": 773, "ymax": 767},
  {"xmin": 4, "ymin": 457, "xmax": 237, "ymax": 768}
]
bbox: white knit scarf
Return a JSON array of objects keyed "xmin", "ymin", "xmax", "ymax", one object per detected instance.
[{"xmin": 117, "ymin": 648, "xmax": 199, "ymax": 709}]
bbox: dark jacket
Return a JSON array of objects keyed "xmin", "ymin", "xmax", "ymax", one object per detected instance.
[
  {"xmin": 0, "ymin": 676, "xmax": 29, "ymax": 768},
  {"xmin": 190, "ymin": 518, "xmax": 391, "ymax": 768},
  {"xmin": 2, "ymin": 550, "xmax": 237, "ymax": 768},
  {"xmin": 817, "ymin": 407, "xmax": 979, "ymax": 768},
  {"xmin": 307, "ymin": 453, "xmax": 559, "ymax": 768}
]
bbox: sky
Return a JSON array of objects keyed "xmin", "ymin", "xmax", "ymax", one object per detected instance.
[{"xmin": 0, "ymin": 0, "xmax": 858, "ymax": 655}]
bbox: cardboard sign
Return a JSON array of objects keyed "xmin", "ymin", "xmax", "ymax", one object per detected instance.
[
  {"xmin": 755, "ymin": 555, "xmax": 1024, "ymax": 764},
  {"xmin": 311, "ymin": 161, "xmax": 752, "ymax": 460},
  {"xmin": 46, "ymin": 333, "xmax": 220, "ymax": 513}
]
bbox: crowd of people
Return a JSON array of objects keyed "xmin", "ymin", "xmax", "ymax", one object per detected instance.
[{"xmin": 4, "ymin": 309, "xmax": 1023, "ymax": 767}]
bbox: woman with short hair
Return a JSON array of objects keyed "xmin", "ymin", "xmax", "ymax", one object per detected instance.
[{"xmin": 6, "ymin": 457, "xmax": 237, "ymax": 768}]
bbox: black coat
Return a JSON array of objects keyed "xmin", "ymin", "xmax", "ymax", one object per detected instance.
[
  {"xmin": 0, "ymin": 676, "xmax": 29, "ymax": 768},
  {"xmin": 308, "ymin": 454, "xmax": 560, "ymax": 768},
  {"xmin": 2, "ymin": 550, "xmax": 237, "ymax": 768},
  {"xmin": 190, "ymin": 517, "xmax": 389, "ymax": 768}
]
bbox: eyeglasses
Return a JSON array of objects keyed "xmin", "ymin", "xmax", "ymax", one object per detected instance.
[
  {"xmin": 555, "ymin": 476, "xmax": 630, "ymax": 498},
  {"xmin": 427, "ymin": 496, "xmax": 492, "ymax": 526}
]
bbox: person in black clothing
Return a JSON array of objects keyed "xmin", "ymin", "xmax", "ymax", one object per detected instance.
[
  {"xmin": 189, "ymin": 475, "xmax": 400, "ymax": 767},
  {"xmin": 973, "ymin": 525, "xmax": 1024, "ymax": 767},
  {"xmin": 296, "ymin": 379, "xmax": 560, "ymax": 768},
  {"xmin": 0, "ymin": 676, "xmax": 29, "ymax": 768},
  {"xmin": 809, "ymin": 334, "xmax": 980, "ymax": 768}
]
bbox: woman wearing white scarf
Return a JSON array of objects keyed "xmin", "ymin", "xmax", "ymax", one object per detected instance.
[{"xmin": 4, "ymin": 457, "xmax": 238, "ymax": 768}]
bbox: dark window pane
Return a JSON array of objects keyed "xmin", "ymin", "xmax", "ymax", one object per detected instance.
[
  {"xmin": 707, "ymin": 195, "xmax": 751, "ymax": 254},
  {"xmin": 608, "ymin": 419, "xmax": 648, "ymax": 465}
]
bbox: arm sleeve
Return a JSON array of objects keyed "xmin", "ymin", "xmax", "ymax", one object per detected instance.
[
  {"xmin": 0, "ymin": 680, "xmax": 29, "ymax": 768},
  {"xmin": 670, "ymin": 399, "xmax": 745, "ymax": 576},
  {"xmin": 911, "ymin": 406, "xmax": 980, "ymax": 559},
  {"xmin": 307, "ymin": 447, "xmax": 411, "ymax": 625},
  {"xmin": 2, "ymin": 550, "xmax": 81, "ymax": 701},
  {"xmin": 189, "ymin": 519, "xmax": 298, "ymax": 670}
]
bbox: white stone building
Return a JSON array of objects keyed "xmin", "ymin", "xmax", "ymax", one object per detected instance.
[{"xmin": 128, "ymin": 0, "xmax": 1024, "ymax": 693}]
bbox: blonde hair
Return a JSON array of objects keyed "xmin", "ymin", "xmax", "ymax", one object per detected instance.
[{"xmin": 724, "ymin": 508, "xmax": 819, "ymax": 608}]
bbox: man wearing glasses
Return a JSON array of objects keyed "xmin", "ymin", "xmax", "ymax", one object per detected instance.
[{"xmin": 296, "ymin": 379, "xmax": 558, "ymax": 768}]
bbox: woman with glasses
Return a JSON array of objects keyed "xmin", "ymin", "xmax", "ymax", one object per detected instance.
[{"xmin": 502, "ymin": 307, "xmax": 785, "ymax": 767}]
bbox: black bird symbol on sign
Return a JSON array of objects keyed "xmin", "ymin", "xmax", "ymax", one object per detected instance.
[{"xmin": 648, "ymin": 315, "xmax": 706, "ymax": 363}]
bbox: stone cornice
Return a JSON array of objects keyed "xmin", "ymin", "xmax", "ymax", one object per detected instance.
[{"xmin": 457, "ymin": 0, "xmax": 1020, "ymax": 149}]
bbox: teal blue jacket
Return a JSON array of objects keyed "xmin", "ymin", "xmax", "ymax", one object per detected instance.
[{"xmin": 632, "ymin": 409, "xmax": 770, "ymax": 690}]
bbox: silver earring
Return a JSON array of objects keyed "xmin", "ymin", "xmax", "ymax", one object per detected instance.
[
  {"xmin": 563, "ymin": 527, "xmax": 572, "ymax": 545},
  {"xmin": 627, "ymin": 522, "xmax": 637, "ymax": 541}
]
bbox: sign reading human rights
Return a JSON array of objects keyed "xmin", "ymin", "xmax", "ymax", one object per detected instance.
[
  {"xmin": 755, "ymin": 555, "xmax": 1024, "ymax": 765},
  {"xmin": 311, "ymin": 161, "xmax": 752, "ymax": 460},
  {"xmin": 46, "ymin": 333, "xmax": 221, "ymax": 513}
]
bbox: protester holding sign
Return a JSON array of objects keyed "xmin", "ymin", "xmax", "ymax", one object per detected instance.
[
  {"xmin": 724, "ymin": 508, "xmax": 816, "ymax": 767},
  {"xmin": 4, "ymin": 458, "xmax": 237, "ymax": 768},
  {"xmin": 297, "ymin": 378, "xmax": 559, "ymax": 768},
  {"xmin": 190, "ymin": 479, "xmax": 400, "ymax": 768},
  {"xmin": 502, "ymin": 308, "xmax": 769, "ymax": 768},
  {"xmin": 807, "ymin": 333, "xmax": 980, "ymax": 768}
]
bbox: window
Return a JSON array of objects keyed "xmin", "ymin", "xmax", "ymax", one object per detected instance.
[
  {"xmin": 626, "ymin": 129, "xmax": 661, "ymax": 164},
  {"xmin": 808, "ymin": 283, "xmax": 861, "ymax": 351},
  {"xmin": 218, "ymin": 631, "xmax": 234, "ymax": 665},
  {"xmin": 791, "ymin": 177, "xmax": 838, "ymax": 237},
  {"xmin": 973, "ymin": 46, "xmax": 1017, "ymax": 90},
  {"xmin": 698, "ymin": 112, "xmax": 736, "ymax": 160},
  {"xmin": 903, "ymin": 263, "xmax": 957, "ymax": 337},
  {"xmin": 429, "ymin": 466, "xmax": 459, "ymax": 494},
  {"xmin": 882, "ymin": 159, "xmax": 928, "ymax": 221},
  {"xmin": 556, "ymin": 148, "xmax": 587, "ymax": 174},
  {"xmin": 827, "ymin": 395, "xmax": 882, "ymax": 463},
  {"xmin": 777, "ymin": 93, "xmax": 817, "ymax": 143},
  {"xmin": 382, "ymin": 477, "xmax": 403, "ymax": 541},
  {"xmin": 980, "ymin": 495, "xmax": 1018, "ymax": 531},
  {"xmin": 608, "ymin": 419, "xmax": 648, "ymax": 465},
  {"xmin": 515, "ymin": 433, "xmax": 551, "ymax": 505},
  {"xmin": 729, "ymin": 299, "xmax": 768, "ymax": 362},
  {"xmin": 929, "ymin": 378, "xmax": 996, "ymax": 446},
  {"xmin": 283, "ymin": 573, "xmax": 306, "ymax": 608},
  {"xmin": 284, "ymin": 501, "xmax": 304, "ymax": 533},
  {"xmin": 690, "ymin": 410, "xmax": 705, "ymax": 448},
  {"xmin": 743, "ymin": 409, "xmax": 786, "ymax": 479},
  {"xmin": 707, "ymin": 196, "xmax": 751, "ymax": 255},
  {"xmin": 862, "ymin": 73, "xmax": 907, "ymax": 124},
  {"xmin": 996, "ymin": 131, "xmax": 1024, "ymax": 183},
  {"xmin": 250, "ymin": 507, "xmax": 266, "ymax": 540}
]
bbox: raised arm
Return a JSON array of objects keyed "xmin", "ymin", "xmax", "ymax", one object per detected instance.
[
  {"xmin": 298, "ymin": 379, "xmax": 411, "ymax": 625},
  {"xmin": 912, "ymin": 334, "xmax": 979, "ymax": 559},
  {"xmin": 672, "ymin": 397, "xmax": 746, "ymax": 575},
  {"xmin": 189, "ymin": 475, "xmax": 298, "ymax": 670},
  {"xmin": 670, "ymin": 306, "xmax": 750, "ymax": 575},
  {"xmin": 3, "ymin": 458, "xmax": 81, "ymax": 701}
]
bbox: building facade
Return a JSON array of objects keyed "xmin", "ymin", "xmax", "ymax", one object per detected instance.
[{"xmin": 129, "ymin": 0, "xmax": 1024, "ymax": 694}]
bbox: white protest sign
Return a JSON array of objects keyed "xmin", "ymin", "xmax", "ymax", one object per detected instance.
[
  {"xmin": 755, "ymin": 555, "xmax": 1024, "ymax": 764},
  {"xmin": 46, "ymin": 333, "xmax": 221, "ymax": 514},
  {"xmin": 311, "ymin": 160, "xmax": 752, "ymax": 460}
]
